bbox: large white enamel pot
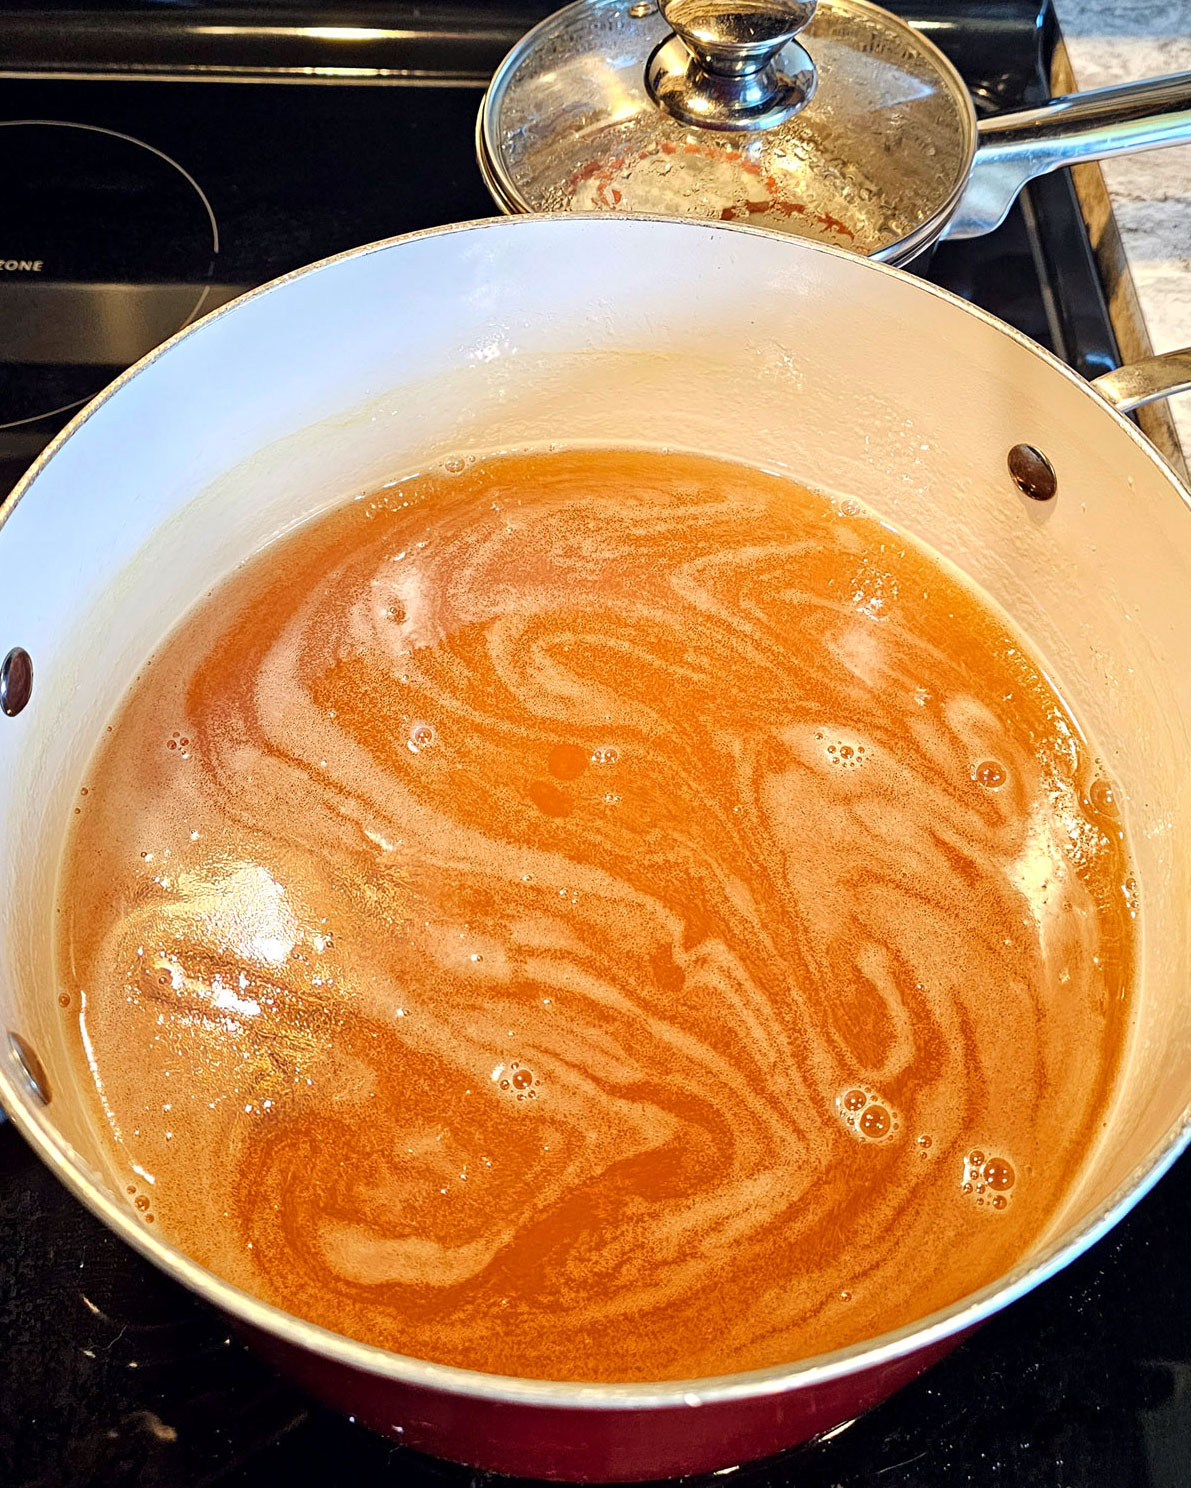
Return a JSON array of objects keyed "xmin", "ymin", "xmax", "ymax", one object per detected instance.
[{"xmin": 2, "ymin": 215, "xmax": 1191, "ymax": 1483}]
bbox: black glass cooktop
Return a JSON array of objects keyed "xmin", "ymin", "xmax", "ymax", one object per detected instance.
[{"xmin": 3, "ymin": 4, "xmax": 1188, "ymax": 1488}]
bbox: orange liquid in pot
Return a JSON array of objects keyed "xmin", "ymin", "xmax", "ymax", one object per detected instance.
[{"xmin": 57, "ymin": 449, "xmax": 1135, "ymax": 1382}]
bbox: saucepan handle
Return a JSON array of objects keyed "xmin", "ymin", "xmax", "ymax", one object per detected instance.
[
  {"xmin": 943, "ymin": 73, "xmax": 1191, "ymax": 241},
  {"xmin": 1091, "ymin": 348, "xmax": 1191, "ymax": 414}
]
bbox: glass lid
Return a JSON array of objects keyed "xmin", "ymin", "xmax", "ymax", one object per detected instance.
[{"xmin": 478, "ymin": 0, "xmax": 979, "ymax": 262}]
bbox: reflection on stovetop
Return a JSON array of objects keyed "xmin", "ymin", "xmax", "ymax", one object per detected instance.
[
  {"xmin": 1, "ymin": 119, "xmax": 219, "ymax": 428},
  {"xmin": 2, "ymin": 4, "xmax": 1181, "ymax": 1488},
  {"xmin": 0, "ymin": 70, "xmax": 502, "ymax": 492}
]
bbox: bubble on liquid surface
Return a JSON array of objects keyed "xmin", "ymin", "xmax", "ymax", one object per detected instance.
[
  {"xmin": 826, "ymin": 740, "xmax": 868, "ymax": 770},
  {"xmin": 837, "ymin": 1087, "xmax": 897, "ymax": 1142},
  {"xmin": 962, "ymin": 1148, "xmax": 1015, "ymax": 1205},
  {"xmin": 501, "ymin": 1061, "xmax": 540, "ymax": 1102},
  {"xmin": 974, "ymin": 760, "xmax": 1006, "ymax": 789},
  {"xmin": 983, "ymin": 1157, "xmax": 1015, "ymax": 1191},
  {"xmin": 1088, "ymin": 777, "xmax": 1117, "ymax": 815},
  {"xmin": 409, "ymin": 723, "xmax": 435, "ymax": 751}
]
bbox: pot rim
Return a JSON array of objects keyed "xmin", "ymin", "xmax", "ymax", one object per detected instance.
[
  {"xmin": 2, "ymin": 210, "xmax": 1189, "ymax": 1411},
  {"xmin": 472, "ymin": 0, "xmax": 980, "ymax": 266}
]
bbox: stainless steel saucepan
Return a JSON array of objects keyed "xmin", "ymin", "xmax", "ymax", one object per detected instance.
[{"xmin": 476, "ymin": 0, "xmax": 1191, "ymax": 265}]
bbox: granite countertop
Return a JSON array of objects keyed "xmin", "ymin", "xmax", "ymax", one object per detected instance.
[{"xmin": 1051, "ymin": 0, "xmax": 1191, "ymax": 459}]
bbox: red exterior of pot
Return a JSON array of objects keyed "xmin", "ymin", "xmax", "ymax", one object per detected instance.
[{"xmin": 242, "ymin": 1324, "xmax": 970, "ymax": 1481}]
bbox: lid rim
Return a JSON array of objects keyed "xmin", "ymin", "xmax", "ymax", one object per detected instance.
[
  {"xmin": 477, "ymin": 0, "xmax": 980, "ymax": 262},
  {"xmin": 476, "ymin": 99, "xmax": 523, "ymax": 217},
  {"xmin": 478, "ymin": 0, "xmax": 604, "ymax": 221}
]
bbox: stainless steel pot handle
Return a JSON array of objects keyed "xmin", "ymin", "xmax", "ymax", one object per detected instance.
[
  {"xmin": 1092, "ymin": 349, "xmax": 1191, "ymax": 414},
  {"xmin": 943, "ymin": 73, "xmax": 1191, "ymax": 241}
]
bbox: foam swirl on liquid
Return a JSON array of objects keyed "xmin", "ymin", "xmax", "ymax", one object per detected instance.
[{"xmin": 58, "ymin": 449, "xmax": 1134, "ymax": 1381}]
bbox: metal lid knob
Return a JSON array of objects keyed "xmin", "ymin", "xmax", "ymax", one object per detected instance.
[{"xmin": 646, "ymin": 0, "xmax": 818, "ymax": 130}]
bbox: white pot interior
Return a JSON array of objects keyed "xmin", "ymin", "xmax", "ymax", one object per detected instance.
[{"xmin": 1, "ymin": 215, "xmax": 1190, "ymax": 1364}]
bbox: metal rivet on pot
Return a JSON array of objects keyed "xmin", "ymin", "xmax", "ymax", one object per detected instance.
[
  {"xmin": 1007, "ymin": 444, "xmax": 1057, "ymax": 501},
  {"xmin": 0, "ymin": 646, "xmax": 33, "ymax": 716},
  {"xmin": 7, "ymin": 1031, "xmax": 50, "ymax": 1105}
]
